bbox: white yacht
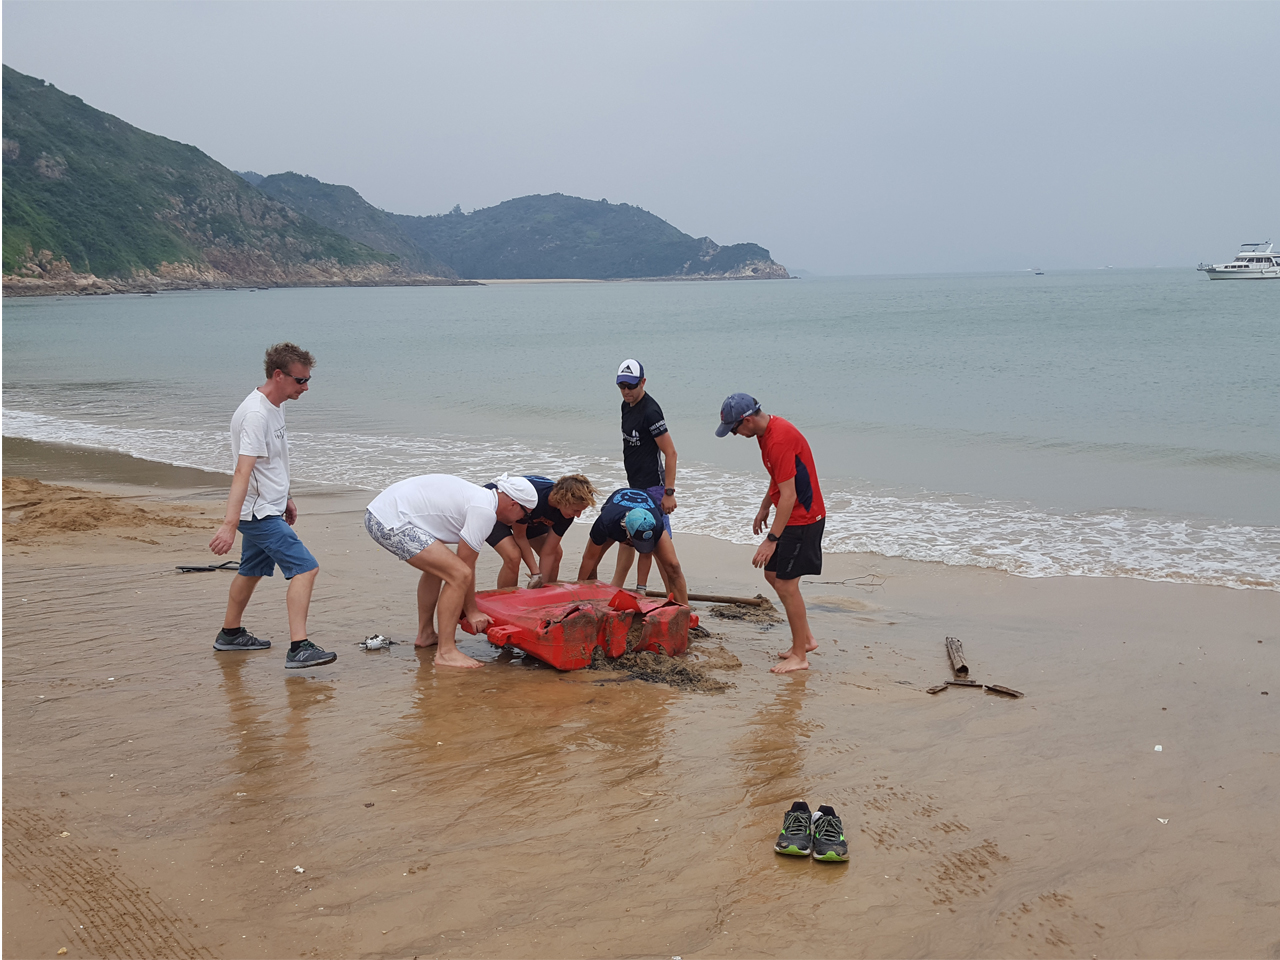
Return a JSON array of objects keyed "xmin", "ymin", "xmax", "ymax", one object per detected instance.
[{"xmin": 1198, "ymin": 242, "xmax": 1280, "ymax": 279}]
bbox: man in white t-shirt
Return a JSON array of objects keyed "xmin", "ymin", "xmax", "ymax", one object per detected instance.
[
  {"xmin": 209, "ymin": 343, "xmax": 336, "ymax": 669},
  {"xmin": 365, "ymin": 473, "xmax": 537, "ymax": 669}
]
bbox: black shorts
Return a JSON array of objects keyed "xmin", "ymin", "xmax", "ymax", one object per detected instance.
[
  {"xmin": 765, "ymin": 517, "xmax": 824, "ymax": 580},
  {"xmin": 486, "ymin": 521, "xmax": 551, "ymax": 548}
]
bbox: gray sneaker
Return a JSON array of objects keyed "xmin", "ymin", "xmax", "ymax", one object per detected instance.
[
  {"xmin": 214, "ymin": 628, "xmax": 270, "ymax": 651},
  {"xmin": 285, "ymin": 640, "xmax": 338, "ymax": 669}
]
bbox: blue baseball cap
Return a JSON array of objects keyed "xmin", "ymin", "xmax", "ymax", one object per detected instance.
[
  {"xmin": 715, "ymin": 393, "xmax": 761, "ymax": 437},
  {"xmin": 616, "ymin": 359, "xmax": 644, "ymax": 385},
  {"xmin": 624, "ymin": 507, "xmax": 659, "ymax": 553}
]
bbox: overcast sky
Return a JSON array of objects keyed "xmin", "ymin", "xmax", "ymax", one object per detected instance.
[{"xmin": 5, "ymin": 2, "xmax": 1277, "ymax": 275}]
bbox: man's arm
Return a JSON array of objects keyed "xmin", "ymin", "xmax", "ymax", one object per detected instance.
[
  {"xmin": 578, "ymin": 538, "xmax": 609, "ymax": 582},
  {"xmin": 753, "ymin": 477, "xmax": 797, "ymax": 569},
  {"xmin": 752, "ymin": 491, "xmax": 772, "ymax": 536},
  {"xmin": 210, "ymin": 454, "xmax": 258, "ymax": 555},
  {"xmin": 456, "ymin": 540, "xmax": 491, "ymax": 632},
  {"xmin": 653, "ymin": 534, "xmax": 689, "ymax": 604},
  {"xmin": 511, "ymin": 524, "xmax": 539, "ymax": 578},
  {"xmin": 537, "ymin": 531, "xmax": 565, "ymax": 585},
  {"xmin": 655, "ymin": 433, "xmax": 678, "ymax": 515}
]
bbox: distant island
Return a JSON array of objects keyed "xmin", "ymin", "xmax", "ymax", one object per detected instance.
[{"xmin": 2, "ymin": 64, "xmax": 789, "ymax": 296}]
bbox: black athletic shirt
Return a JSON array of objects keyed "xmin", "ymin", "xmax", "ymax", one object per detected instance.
[
  {"xmin": 620, "ymin": 393, "xmax": 669, "ymax": 489},
  {"xmin": 589, "ymin": 488, "xmax": 665, "ymax": 547}
]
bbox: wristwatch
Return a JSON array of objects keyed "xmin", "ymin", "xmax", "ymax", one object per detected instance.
[
  {"xmin": 664, "ymin": 488, "xmax": 675, "ymax": 496},
  {"xmin": 766, "ymin": 532, "xmax": 780, "ymax": 542}
]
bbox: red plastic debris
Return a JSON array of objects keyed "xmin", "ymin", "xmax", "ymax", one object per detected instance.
[{"xmin": 459, "ymin": 581, "xmax": 692, "ymax": 671}]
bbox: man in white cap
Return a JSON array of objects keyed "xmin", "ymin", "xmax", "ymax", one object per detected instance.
[
  {"xmin": 364, "ymin": 474, "xmax": 537, "ymax": 669},
  {"xmin": 615, "ymin": 358, "xmax": 679, "ymax": 597}
]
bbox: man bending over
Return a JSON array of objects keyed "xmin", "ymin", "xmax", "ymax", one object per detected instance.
[
  {"xmin": 577, "ymin": 488, "xmax": 688, "ymax": 605},
  {"xmin": 485, "ymin": 474, "xmax": 598, "ymax": 588},
  {"xmin": 364, "ymin": 474, "xmax": 536, "ymax": 668}
]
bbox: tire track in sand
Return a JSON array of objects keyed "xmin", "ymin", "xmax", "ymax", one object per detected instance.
[{"xmin": 3, "ymin": 806, "xmax": 215, "ymax": 959}]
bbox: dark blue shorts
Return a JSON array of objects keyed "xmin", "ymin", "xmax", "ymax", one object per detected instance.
[
  {"xmin": 238, "ymin": 515, "xmax": 319, "ymax": 579},
  {"xmin": 644, "ymin": 484, "xmax": 674, "ymax": 538}
]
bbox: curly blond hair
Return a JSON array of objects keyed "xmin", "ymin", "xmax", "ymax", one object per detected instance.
[{"xmin": 548, "ymin": 474, "xmax": 598, "ymax": 511}]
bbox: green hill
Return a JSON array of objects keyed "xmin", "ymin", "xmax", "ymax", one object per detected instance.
[
  {"xmin": 2, "ymin": 65, "xmax": 454, "ymax": 293},
  {"xmin": 254, "ymin": 172, "xmax": 457, "ymax": 279},
  {"xmin": 391, "ymin": 194, "xmax": 790, "ymax": 280}
]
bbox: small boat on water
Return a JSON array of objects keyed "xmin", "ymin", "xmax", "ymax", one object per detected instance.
[{"xmin": 1197, "ymin": 242, "xmax": 1280, "ymax": 279}]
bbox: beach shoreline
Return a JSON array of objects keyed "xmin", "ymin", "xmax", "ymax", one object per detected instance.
[{"xmin": 3, "ymin": 456, "xmax": 1278, "ymax": 958}]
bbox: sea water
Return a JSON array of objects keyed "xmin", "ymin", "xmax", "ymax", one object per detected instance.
[{"xmin": 4, "ymin": 270, "xmax": 1278, "ymax": 589}]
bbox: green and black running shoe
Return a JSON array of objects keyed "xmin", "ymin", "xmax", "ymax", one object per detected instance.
[
  {"xmin": 774, "ymin": 800, "xmax": 814, "ymax": 856},
  {"xmin": 811, "ymin": 804, "xmax": 850, "ymax": 862}
]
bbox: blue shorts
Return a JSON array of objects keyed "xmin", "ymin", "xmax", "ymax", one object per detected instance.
[
  {"xmin": 645, "ymin": 485, "xmax": 674, "ymax": 539},
  {"xmin": 238, "ymin": 515, "xmax": 319, "ymax": 579}
]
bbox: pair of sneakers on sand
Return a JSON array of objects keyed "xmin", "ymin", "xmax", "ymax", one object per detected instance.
[
  {"xmin": 774, "ymin": 800, "xmax": 849, "ymax": 862},
  {"xmin": 213, "ymin": 628, "xmax": 337, "ymax": 668}
]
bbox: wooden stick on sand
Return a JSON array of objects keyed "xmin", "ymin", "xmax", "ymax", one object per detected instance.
[
  {"xmin": 945, "ymin": 636, "xmax": 969, "ymax": 677},
  {"xmin": 644, "ymin": 590, "xmax": 766, "ymax": 606}
]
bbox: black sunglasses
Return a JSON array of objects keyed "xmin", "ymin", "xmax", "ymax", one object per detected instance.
[
  {"xmin": 282, "ymin": 374, "xmax": 311, "ymax": 384},
  {"xmin": 617, "ymin": 381, "xmax": 640, "ymax": 390}
]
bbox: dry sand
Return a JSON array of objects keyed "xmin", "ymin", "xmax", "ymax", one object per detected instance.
[{"xmin": 3, "ymin": 455, "xmax": 1278, "ymax": 959}]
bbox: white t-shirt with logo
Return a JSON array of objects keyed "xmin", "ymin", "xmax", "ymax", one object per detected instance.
[
  {"xmin": 366, "ymin": 474, "xmax": 498, "ymax": 552},
  {"xmin": 231, "ymin": 388, "xmax": 290, "ymax": 520}
]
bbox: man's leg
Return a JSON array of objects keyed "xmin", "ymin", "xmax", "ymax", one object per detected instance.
[
  {"xmin": 415, "ymin": 569, "xmax": 443, "ymax": 648},
  {"xmin": 766, "ymin": 570, "xmax": 816, "ymax": 674},
  {"xmin": 531, "ymin": 534, "xmax": 560, "ymax": 583},
  {"xmin": 285, "ymin": 567, "xmax": 318, "ymax": 644},
  {"xmin": 407, "ymin": 542, "xmax": 482, "ymax": 669},
  {"xmin": 223, "ymin": 574, "xmax": 263, "ymax": 629},
  {"xmin": 611, "ymin": 544, "xmax": 636, "ymax": 589},
  {"xmin": 493, "ymin": 537, "xmax": 522, "ymax": 589},
  {"xmin": 636, "ymin": 552, "xmax": 654, "ymax": 590}
]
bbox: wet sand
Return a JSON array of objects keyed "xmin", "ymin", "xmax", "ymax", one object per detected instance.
[{"xmin": 4, "ymin": 458, "xmax": 1279, "ymax": 959}]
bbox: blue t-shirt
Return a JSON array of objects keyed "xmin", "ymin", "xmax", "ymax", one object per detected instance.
[{"xmin": 589, "ymin": 488, "xmax": 664, "ymax": 547}]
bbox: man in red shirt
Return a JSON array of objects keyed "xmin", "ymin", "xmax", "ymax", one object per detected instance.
[{"xmin": 716, "ymin": 393, "xmax": 824, "ymax": 674}]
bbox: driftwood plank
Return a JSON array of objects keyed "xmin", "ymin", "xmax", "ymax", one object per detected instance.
[
  {"xmin": 926, "ymin": 684, "xmax": 949, "ymax": 695},
  {"xmin": 985, "ymin": 684, "xmax": 1025, "ymax": 698},
  {"xmin": 945, "ymin": 636, "xmax": 969, "ymax": 676},
  {"xmin": 945, "ymin": 678, "xmax": 982, "ymax": 687},
  {"xmin": 645, "ymin": 590, "xmax": 766, "ymax": 606}
]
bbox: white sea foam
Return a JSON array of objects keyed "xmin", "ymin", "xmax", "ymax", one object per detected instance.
[{"xmin": 5, "ymin": 409, "xmax": 1278, "ymax": 591}]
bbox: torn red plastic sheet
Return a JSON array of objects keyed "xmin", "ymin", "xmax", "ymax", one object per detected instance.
[{"xmin": 458, "ymin": 581, "xmax": 698, "ymax": 671}]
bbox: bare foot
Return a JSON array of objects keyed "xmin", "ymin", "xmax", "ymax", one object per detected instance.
[
  {"xmin": 415, "ymin": 632, "xmax": 439, "ymax": 650},
  {"xmin": 778, "ymin": 637, "xmax": 819, "ymax": 658},
  {"xmin": 770, "ymin": 654, "xmax": 810, "ymax": 674},
  {"xmin": 433, "ymin": 648, "xmax": 484, "ymax": 669}
]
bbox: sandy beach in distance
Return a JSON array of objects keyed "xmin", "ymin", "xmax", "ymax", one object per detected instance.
[{"xmin": 3, "ymin": 445, "xmax": 1278, "ymax": 959}]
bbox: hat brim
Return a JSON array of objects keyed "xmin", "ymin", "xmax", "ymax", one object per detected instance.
[
  {"xmin": 617, "ymin": 378, "xmax": 642, "ymax": 386},
  {"xmin": 630, "ymin": 535, "xmax": 658, "ymax": 554},
  {"xmin": 715, "ymin": 420, "xmax": 739, "ymax": 438}
]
